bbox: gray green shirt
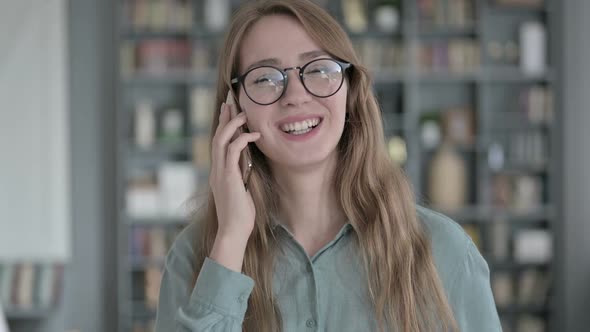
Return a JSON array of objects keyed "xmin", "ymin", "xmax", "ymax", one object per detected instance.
[{"xmin": 155, "ymin": 206, "xmax": 502, "ymax": 331}]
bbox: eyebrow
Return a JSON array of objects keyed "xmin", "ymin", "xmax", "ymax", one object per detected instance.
[{"xmin": 244, "ymin": 50, "xmax": 329, "ymax": 72}]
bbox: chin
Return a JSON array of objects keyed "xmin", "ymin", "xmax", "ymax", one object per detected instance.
[{"xmin": 277, "ymin": 145, "xmax": 339, "ymax": 170}]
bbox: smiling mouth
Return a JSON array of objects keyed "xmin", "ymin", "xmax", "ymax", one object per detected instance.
[{"xmin": 280, "ymin": 118, "xmax": 322, "ymax": 135}]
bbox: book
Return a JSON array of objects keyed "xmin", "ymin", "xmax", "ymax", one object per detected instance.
[
  {"xmin": 148, "ymin": 228, "xmax": 168, "ymax": 259},
  {"xmin": 0, "ymin": 265, "xmax": 14, "ymax": 306},
  {"xmin": 16, "ymin": 263, "xmax": 34, "ymax": 309},
  {"xmin": 190, "ymin": 87, "xmax": 214, "ymax": 131},
  {"xmin": 144, "ymin": 267, "xmax": 162, "ymax": 310},
  {"xmin": 518, "ymin": 270, "xmax": 550, "ymax": 305},
  {"xmin": 37, "ymin": 264, "xmax": 54, "ymax": 307},
  {"xmin": 192, "ymin": 134, "xmax": 211, "ymax": 169},
  {"xmin": 462, "ymin": 224, "xmax": 481, "ymax": 249},
  {"xmin": 492, "ymin": 272, "xmax": 514, "ymax": 306}
]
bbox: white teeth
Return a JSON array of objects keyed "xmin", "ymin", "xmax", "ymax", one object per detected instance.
[{"xmin": 280, "ymin": 118, "xmax": 320, "ymax": 133}]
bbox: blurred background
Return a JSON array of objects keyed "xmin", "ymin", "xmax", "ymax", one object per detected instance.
[{"xmin": 0, "ymin": 0, "xmax": 589, "ymax": 331}]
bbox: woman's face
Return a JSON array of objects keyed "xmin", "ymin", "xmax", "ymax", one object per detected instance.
[{"xmin": 237, "ymin": 14, "xmax": 348, "ymax": 172}]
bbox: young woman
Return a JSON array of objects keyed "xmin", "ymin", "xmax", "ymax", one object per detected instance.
[{"xmin": 155, "ymin": 1, "xmax": 501, "ymax": 331}]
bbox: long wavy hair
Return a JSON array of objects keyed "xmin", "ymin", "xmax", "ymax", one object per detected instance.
[{"xmin": 191, "ymin": 1, "xmax": 458, "ymax": 331}]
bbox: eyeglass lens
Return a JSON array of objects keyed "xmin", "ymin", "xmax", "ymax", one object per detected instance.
[{"xmin": 243, "ymin": 59, "xmax": 345, "ymax": 105}]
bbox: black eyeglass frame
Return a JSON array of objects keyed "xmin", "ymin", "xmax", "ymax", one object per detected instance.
[{"xmin": 230, "ymin": 58, "xmax": 352, "ymax": 106}]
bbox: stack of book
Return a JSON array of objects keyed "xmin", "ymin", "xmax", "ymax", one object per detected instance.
[
  {"xmin": 122, "ymin": 0, "xmax": 193, "ymax": 32},
  {"xmin": 0, "ymin": 263, "xmax": 64, "ymax": 311},
  {"xmin": 130, "ymin": 227, "xmax": 181, "ymax": 261},
  {"xmin": 417, "ymin": 0, "xmax": 475, "ymax": 28},
  {"xmin": 419, "ymin": 39, "xmax": 480, "ymax": 73}
]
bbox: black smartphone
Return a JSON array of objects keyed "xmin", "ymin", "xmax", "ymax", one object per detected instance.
[{"xmin": 226, "ymin": 90, "xmax": 253, "ymax": 190}]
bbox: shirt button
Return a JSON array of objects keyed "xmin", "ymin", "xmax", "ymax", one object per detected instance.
[
  {"xmin": 306, "ymin": 318, "xmax": 316, "ymax": 328},
  {"xmin": 237, "ymin": 294, "xmax": 247, "ymax": 303}
]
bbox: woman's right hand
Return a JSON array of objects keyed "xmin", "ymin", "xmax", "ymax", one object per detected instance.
[{"xmin": 208, "ymin": 100, "xmax": 261, "ymax": 270}]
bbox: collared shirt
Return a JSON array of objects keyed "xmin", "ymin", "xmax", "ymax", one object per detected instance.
[{"xmin": 155, "ymin": 206, "xmax": 502, "ymax": 331}]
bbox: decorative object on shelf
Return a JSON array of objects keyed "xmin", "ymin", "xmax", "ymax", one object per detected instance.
[
  {"xmin": 514, "ymin": 229, "xmax": 552, "ymax": 263},
  {"xmin": 135, "ymin": 100, "xmax": 156, "ymax": 150},
  {"xmin": 342, "ymin": 0, "xmax": 368, "ymax": 33},
  {"xmin": 387, "ymin": 135, "xmax": 407, "ymax": 166},
  {"xmin": 488, "ymin": 143, "xmax": 506, "ymax": 171},
  {"xmin": 428, "ymin": 143, "xmax": 468, "ymax": 211},
  {"xmin": 374, "ymin": 0, "xmax": 400, "ymax": 33},
  {"xmin": 158, "ymin": 162, "xmax": 197, "ymax": 216},
  {"xmin": 126, "ymin": 172, "xmax": 160, "ymax": 218},
  {"xmin": 513, "ymin": 175, "xmax": 542, "ymax": 211},
  {"xmin": 160, "ymin": 108, "xmax": 184, "ymax": 143},
  {"xmin": 421, "ymin": 117, "xmax": 442, "ymax": 150},
  {"xmin": 441, "ymin": 107, "xmax": 475, "ymax": 147},
  {"xmin": 204, "ymin": 0, "xmax": 230, "ymax": 32},
  {"xmin": 520, "ymin": 21, "xmax": 547, "ymax": 75}
]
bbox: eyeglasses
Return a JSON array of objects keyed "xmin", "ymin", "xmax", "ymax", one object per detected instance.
[{"xmin": 231, "ymin": 58, "xmax": 352, "ymax": 106}]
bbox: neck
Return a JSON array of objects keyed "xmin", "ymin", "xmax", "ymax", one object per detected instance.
[{"xmin": 270, "ymin": 154, "xmax": 347, "ymax": 252}]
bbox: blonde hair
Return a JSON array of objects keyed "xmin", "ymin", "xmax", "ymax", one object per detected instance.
[{"xmin": 192, "ymin": 1, "xmax": 458, "ymax": 331}]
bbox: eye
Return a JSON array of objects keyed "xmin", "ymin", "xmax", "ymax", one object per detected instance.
[
  {"xmin": 246, "ymin": 67, "xmax": 284, "ymax": 87},
  {"xmin": 307, "ymin": 67, "xmax": 329, "ymax": 74},
  {"xmin": 253, "ymin": 75, "xmax": 277, "ymax": 85}
]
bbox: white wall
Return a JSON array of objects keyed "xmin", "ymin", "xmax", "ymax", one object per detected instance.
[{"xmin": 0, "ymin": 0, "xmax": 70, "ymax": 261}]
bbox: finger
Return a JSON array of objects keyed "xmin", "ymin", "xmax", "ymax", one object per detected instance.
[
  {"xmin": 212, "ymin": 112, "xmax": 248, "ymax": 172},
  {"xmin": 218, "ymin": 112, "xmax": 248, "ymax": 144},
  {"xmin": 211, "ymin": 102, "xmax": 231, "ymax": 176},
  {"xmin": 228, "ymin": 103, "xmax": 244, "ymax": 141},
  {"xmin": 214, "ymin": 102, "xmax": 231, "ymax": 138},
  {"xmin": 226, "ymin": 132, "xmax": 261, "ymax": 175}
]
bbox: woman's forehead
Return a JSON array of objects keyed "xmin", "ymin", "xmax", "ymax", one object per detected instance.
[{"xmin": 238, "ymin": 15, "xmax": 323, "ymax": 71}]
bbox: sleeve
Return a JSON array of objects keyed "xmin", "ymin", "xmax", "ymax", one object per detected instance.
[
  {"xmin": 154, "ymin": 237, "xmax": 255, "ymax": 332},
  {"xmin": 448, "ymin": 240, "xmax": 503, "ymax": 332}
]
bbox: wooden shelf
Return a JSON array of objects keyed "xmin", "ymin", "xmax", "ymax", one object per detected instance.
[{"xmin": 4, "ymin": 308, "xmax": 55, "ymax": 320}]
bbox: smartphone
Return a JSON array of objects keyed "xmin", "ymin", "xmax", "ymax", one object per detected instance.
[{"xmin": 226, "ymin": 90, "xmax": 253, "ymax": 190}]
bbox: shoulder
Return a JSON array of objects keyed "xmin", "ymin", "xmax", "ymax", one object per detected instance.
[
  {"xmin": 164, "ymin": 221, "xmax": 200, "ymax": 274},
  {"xmin": 416, "ymin": 205, "xmax": 481, "ymax": 287},
  {"xmin": 417, "ymin": 206, "xmax": 501, "ymax": 330}
]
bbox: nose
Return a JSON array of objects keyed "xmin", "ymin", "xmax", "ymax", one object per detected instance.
[{"xmin": 279, "ymin": 69, "xmax": 312, "ymax": 108}]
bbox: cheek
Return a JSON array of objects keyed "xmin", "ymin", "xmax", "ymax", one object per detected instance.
[{"xmin": 241, "ymin": 106, "xmax": 268, "ymax": 133}]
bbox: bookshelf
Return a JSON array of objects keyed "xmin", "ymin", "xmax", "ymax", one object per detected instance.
[{"xmin": 115, "ymin": 0, "xmax": 560, "ymax": 331}]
